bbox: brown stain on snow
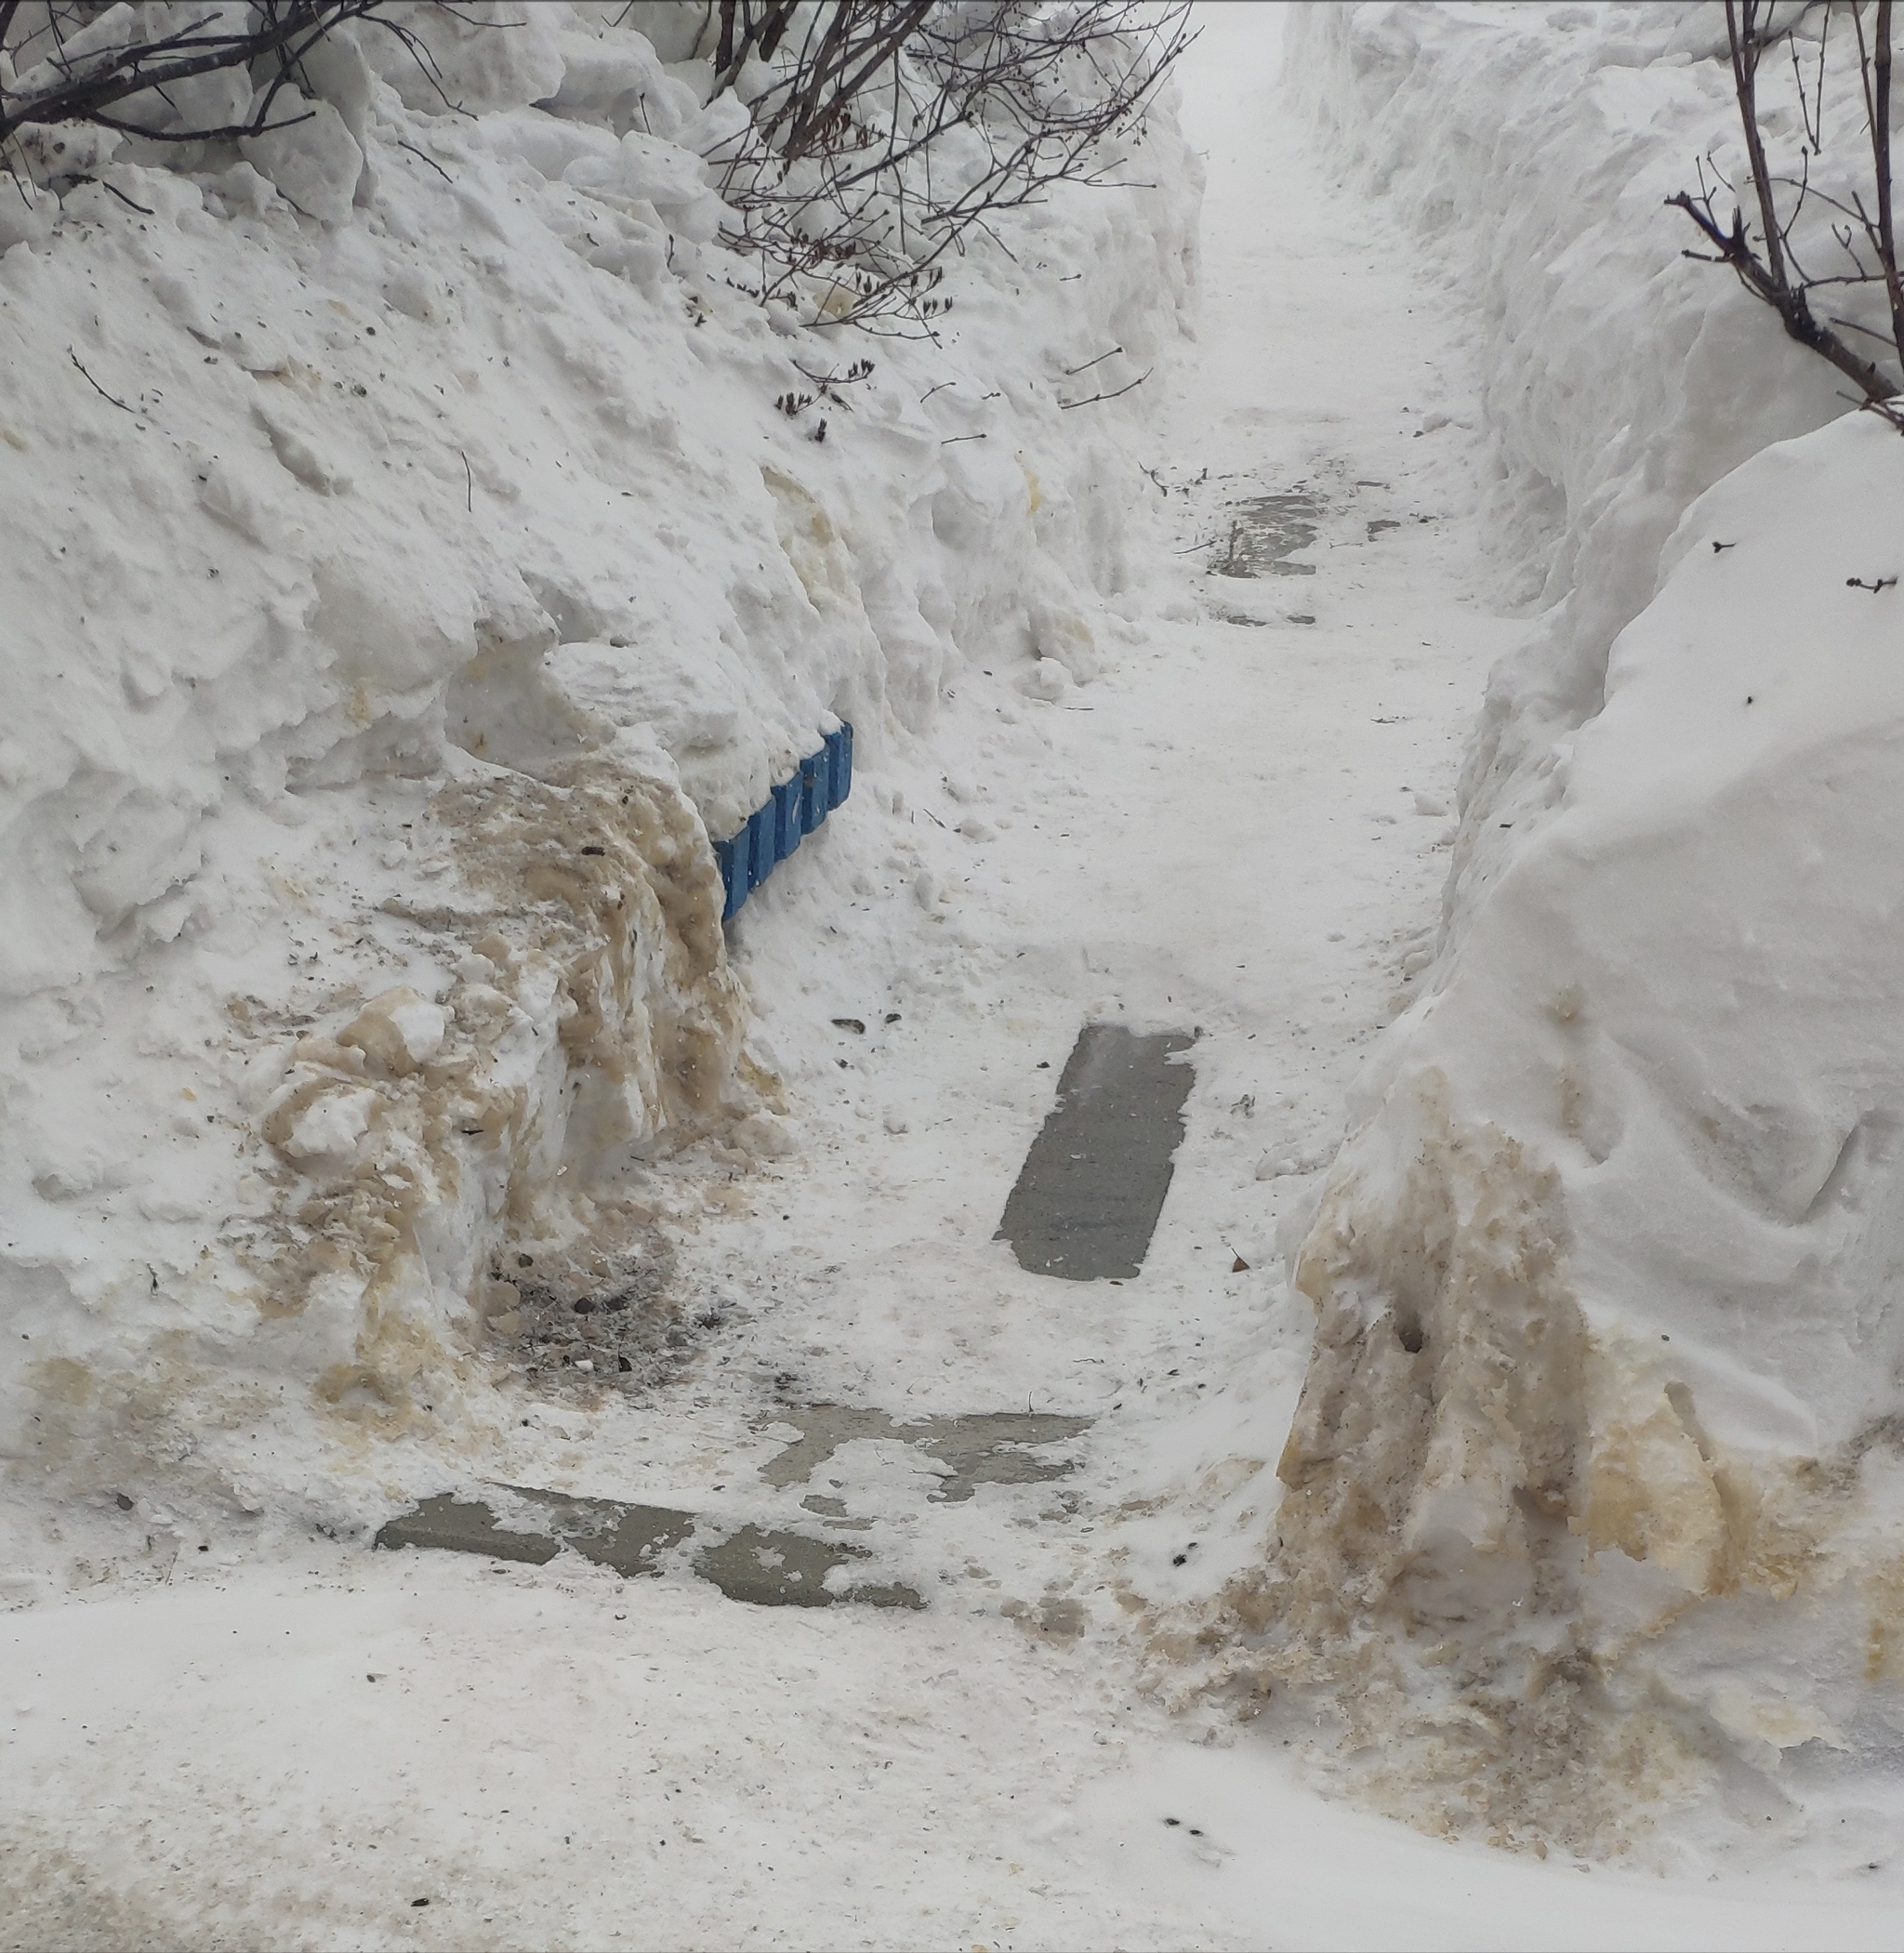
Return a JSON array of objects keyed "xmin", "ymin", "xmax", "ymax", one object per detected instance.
[
  {"xmin": 1144, "ymin": 1070, "xmax": 1890, "ymax": 1857},
  {"xmin": 234, "ymin": 747, "xmax": 747, "ymax": 1426}
]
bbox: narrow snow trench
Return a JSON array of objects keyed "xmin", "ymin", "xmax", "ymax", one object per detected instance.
[{"xmin": 7, "ymin": 17, "xmax": 1899, "ymax": 1953}]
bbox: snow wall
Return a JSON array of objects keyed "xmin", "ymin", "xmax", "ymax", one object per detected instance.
[
  {"xmin": 1186, "ymin": 2, "xmax": 1904, "ymax": 1855},
  {"xmin": 0, "ymin": 4, "xmax": 1195, "ymax": 1523}
]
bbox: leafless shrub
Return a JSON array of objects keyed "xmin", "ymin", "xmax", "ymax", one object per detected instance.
[
  {"xmin": 1, "ymin": 3, "xmax": 1190, "ymax": 341},
  {"xmin": 1668, "ymin": 0, "xmax": 1904, "ymax": 429},
  {"xmin": 0, "ymin": 2, "xmax": 404, "ymax": 153},
  {"xmin": 698, "ymin": 1, "xmax": 1196, "ymax": 334}
]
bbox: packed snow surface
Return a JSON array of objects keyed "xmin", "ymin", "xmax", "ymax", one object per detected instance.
[{"xmin": 7, "ymin": 3, "xmax": 1904, "ymax": 1947}]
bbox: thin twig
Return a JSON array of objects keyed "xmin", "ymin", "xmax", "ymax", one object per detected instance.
[
  {"xmin": 76, "ymin": 176, "xmax": 155, "ymax": 216},
  {"xmin": 1058, "ymin": 365, "xmax": 1154, "ymax": 409},
  {"xmin": 396, "ymin": 139, "xmax": 454, "ymax": 185},
  {"xmin": 68, "ymin": 350, "xmax": 136, "ymax": 414}
]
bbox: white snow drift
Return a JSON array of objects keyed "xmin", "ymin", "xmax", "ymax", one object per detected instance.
[
  {"xmin": 0, "ymin": 3, "xmax": 1194, "ymax": 1518},
  {"xmin": 1204, "ymin": 1, "xmax": 1904, "ymax": 1851}
]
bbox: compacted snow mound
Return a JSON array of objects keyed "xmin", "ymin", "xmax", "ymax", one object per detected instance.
[
  {"xmin": 1220, "ymin": 420, "xmax": 1904, "ymax": 1850},
  {"xmin": 1199, "ymin": 5, "xmax": 1904, "ymax": 1849},
  {"xmin": 0, "ymin": 6, "xmax": 1195, "ymax": 1518}
]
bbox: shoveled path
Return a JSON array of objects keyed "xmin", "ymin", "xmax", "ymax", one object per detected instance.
[{"xmin": 10, "ymin": 14, "xmax": 1889, "ymax": 1951}]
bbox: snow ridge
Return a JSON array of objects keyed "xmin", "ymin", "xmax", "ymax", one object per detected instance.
[{"xmin": 1288, "ymin": 0, "xmax": 1854, "ymax": 930}]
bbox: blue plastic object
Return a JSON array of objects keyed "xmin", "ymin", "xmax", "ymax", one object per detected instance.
[
  {"xmin": 746, "ymin": 804, "xmax": 776, "ymax": 890},
  {"xmin": 800, "ymin": 750, "xmax": 828, "ymax": 834},
  {"xmin": 824, "ymin": 722, "xmax": 853, "ymax": 810},
  {"xmin": 714, "ymin": 828, "xmax": 749, "ymax": 921},
  {"xmin": 773, "ymin": 775, "xmax": 804, "ymax": 861},
  {"xmin": 714, "ymin": 720, "xmax": 853, "ymax": 922}
]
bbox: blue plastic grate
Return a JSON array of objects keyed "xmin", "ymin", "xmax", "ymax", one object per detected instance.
[{"xmin": 712, "ymin": 721, "xmax": 853, "ymax": 922}]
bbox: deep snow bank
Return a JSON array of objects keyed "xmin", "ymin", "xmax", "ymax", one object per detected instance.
[
  {"xmin": 1199, "ymin": 4, "xmax": 1904, "ymax": 1852},
  {"xmin": 0, "ymin": 4, "xmax": 1194, "ymax": 1521},
  {"xmin": 1254, "ymin": 414, "xmax": 1904, "ymax": 1857},
  {"xmin": 1286, "ymin": 0, "xmax": 1854, "ymax": 932}
]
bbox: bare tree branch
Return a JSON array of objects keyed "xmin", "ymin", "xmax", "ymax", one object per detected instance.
[
  {"xmin": 1, "ymin": 3, "xmax": 391, "ymax": 150},
  {"xmin": 1670, "ymin": 0, "xmax": 1904, "ymax": 420},
  {"xmin": 1058, "ymin": 363, "xmax": 1152, "ymax": 408},
  {"xmin": 707, "ymin": 1, "xmax": 1196, "ymax": 334}
]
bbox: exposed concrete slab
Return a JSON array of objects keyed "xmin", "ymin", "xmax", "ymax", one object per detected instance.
[
  {"xmin": 513, "ymin": 1486, "xmax": 695, "ymax": 1577},
  {"xmin": 799, "ymin": 1494, "xmax": 872, "ymax": 1528},
  {"xmin": 374, "ymin": 1485, "xmax": 922, "ymax": 1610},
  {"xmin": 374, "ymin": 1397, "xmax": 1092, "ymax": 1602},
  {"xmin": 693, "ymin": 1524, "xmax": 921, "ymax": 1611},
  {"xmin": 375, "ymin": 1493, "xmax": 565, "ymax": 1567},
  {"xmin": 756, "ymin": 1405, "xmax": 1093, "ymax": 1503},
  {"xmin": 997, "ymin": 1023, "xmax": 1197, "ymax": 1280},
  {"xmin": 376, "ymin": 1486, "xmax": 694, "ymax": 1577}
]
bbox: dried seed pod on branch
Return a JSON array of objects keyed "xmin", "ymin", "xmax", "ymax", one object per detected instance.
[{"xmin": 698, "ymin": 0, "xmax": 1195, "ymax": 335}]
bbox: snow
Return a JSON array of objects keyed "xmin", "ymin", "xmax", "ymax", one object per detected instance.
[
  {"xmin": 1210, "ymin": 0, "xmax": 1904, "ymax": 1867},
  {"xmin": 0, "ymin": 0, "xmax": 1193, "ymax": 1506},
  {"xmin": 8, "ymin": 1551, "xmax": 1904, "ymax": 1953},
  {"xmin": 7, "ymin": 0, "xmax": 1904, "ymax": 1943},
  {"xmin": 1286, "ymin": 0, "xmax": 1861, "ymax": 921}
]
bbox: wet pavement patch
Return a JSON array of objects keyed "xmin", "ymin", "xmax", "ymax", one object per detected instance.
[
  {"xmin": 377, "ymin": 1492, "xmax": 567, "ymax": 1568},
  {"xmin": 375, "ymin": 1485, "xmax": 922, "ymax": 1610},
  {"xmin": 756, "ymin": 1405, "xmax": 1093, "ymax": 1503},
  {"xmin": 997, "ymin": 1023, "xmax": 1196, "ymax": 1280},
  {"xmin": 693, "ymin": 1524, "xmax": 920, "ymax": 1611},
  {"xmin": 376, "ymin": 1486, "xmax": 693, "ymax": 1577},
  {"xmin": 1210, "ymin": 492, "xmax": 1321, "ymax": 577}
]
